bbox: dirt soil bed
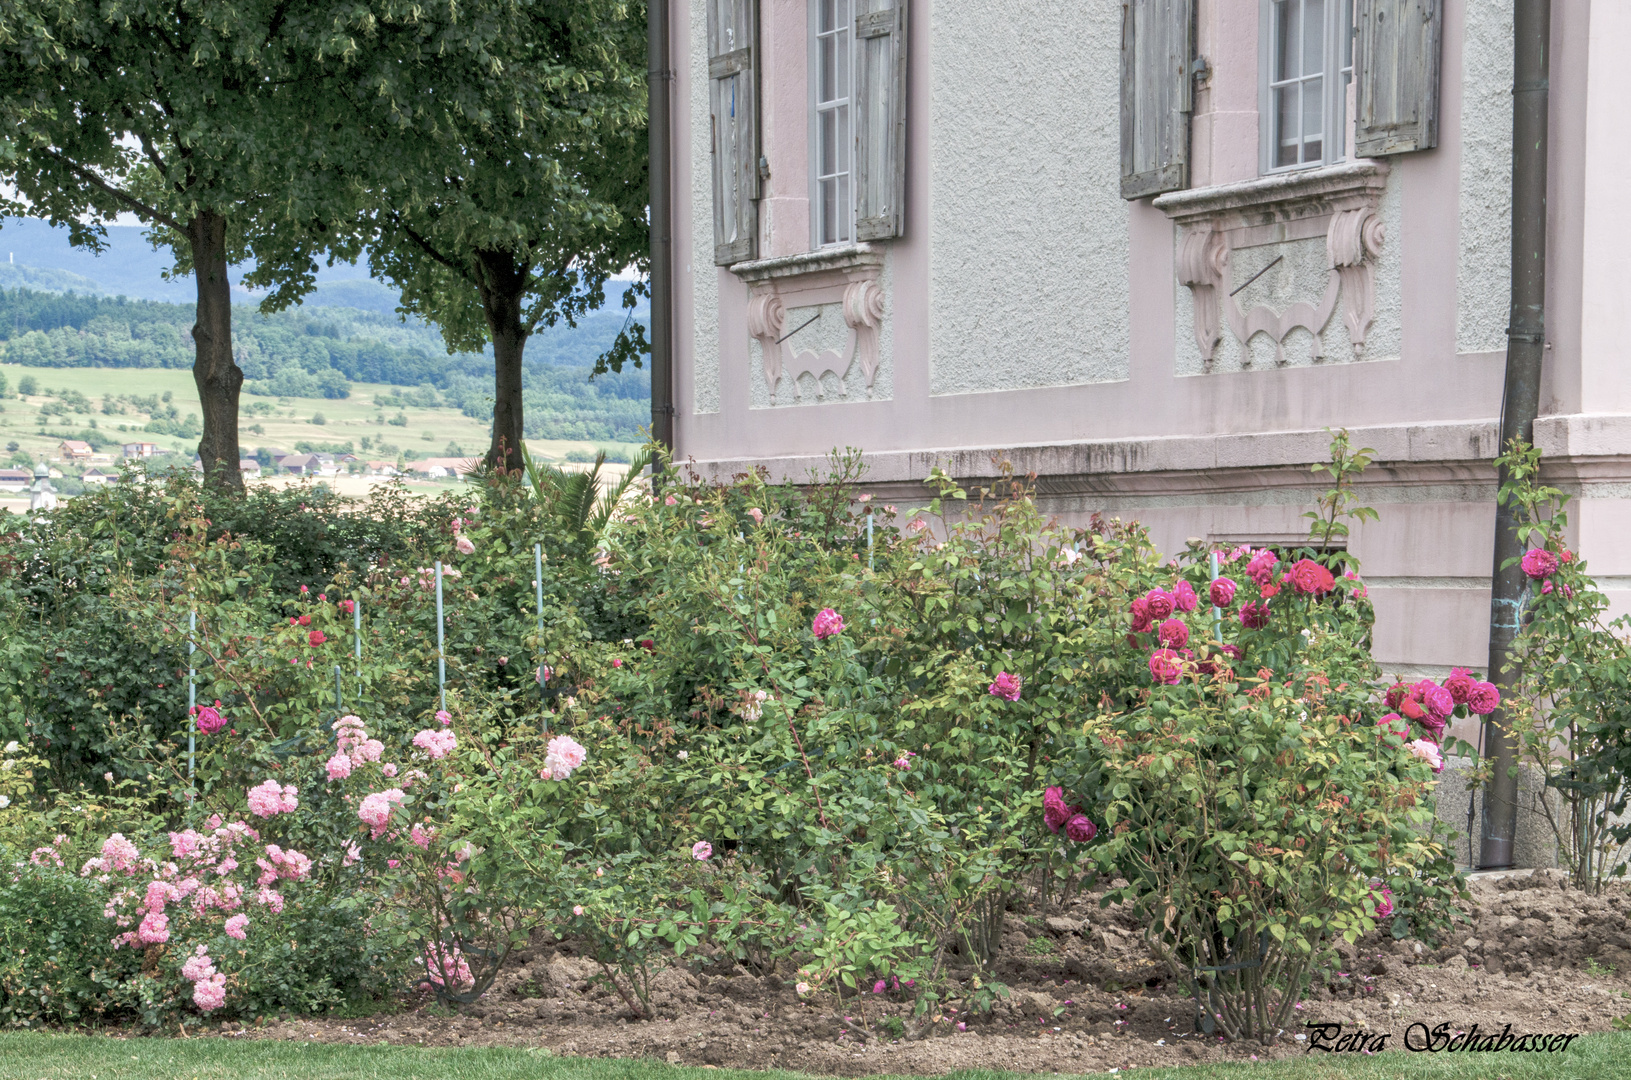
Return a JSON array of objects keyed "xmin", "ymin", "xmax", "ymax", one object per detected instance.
[{"xmin": 220, "ymin": 870, "xmax": 1631, "ymax": 1074}]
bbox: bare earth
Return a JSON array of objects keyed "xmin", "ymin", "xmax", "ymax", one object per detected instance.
[{"xmin": 199, "ymin": 870, "xmax": 1631, "ymax": 1074}]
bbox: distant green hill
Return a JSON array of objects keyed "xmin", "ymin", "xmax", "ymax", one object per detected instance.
[
  {"xmin": 0, "ymin": 261, "xmax": 105, "ymax": 294},
  {"xmin": 0, "ymin": 286, "xmax": 651, "ymax": 443}
]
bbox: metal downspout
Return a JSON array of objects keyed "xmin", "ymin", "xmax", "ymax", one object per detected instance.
[{"xmin": 1480, "ymin": 0, "xmax": 1551, "ymax": 869}]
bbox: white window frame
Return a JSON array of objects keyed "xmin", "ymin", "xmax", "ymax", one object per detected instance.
[
  {"xmin": 810, "ymin": 0, "xmax": 853, "ymax": 247},
  {"xmin": 1259, "ymin": 0, "xmax": 1354, "ymax": 173}
]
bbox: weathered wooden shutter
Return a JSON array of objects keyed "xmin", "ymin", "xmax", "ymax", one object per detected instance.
[
  {"xmin": 853, "ymin": 0, "xmax": 907, "ymax": 241},
  {"xmin": 1353, "ymin": 0, "xmax": 1442, "ymax": 156},
  {"xmin": 1119, "ymin": 0, "xmax": 1194, "ymax": 201},
  {"xmin": 708, "ymin": 0, "xmax": 758, "ymax": 264}
]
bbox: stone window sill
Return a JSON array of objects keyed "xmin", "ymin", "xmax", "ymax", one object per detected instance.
[
  {"xmin": 729, "ymin": 243, "xmax": 884, "ymax": 285},
  {"xmin": 1151, "ymin": 160, "xmax": 1389, "ymax": 231}
]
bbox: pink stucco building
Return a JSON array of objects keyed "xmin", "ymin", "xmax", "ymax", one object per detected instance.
[{"xmin": 660, "ymin": 0, "xmax": 1627, "ymax": 709}]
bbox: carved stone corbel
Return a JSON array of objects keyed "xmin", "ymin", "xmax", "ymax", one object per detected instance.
[
  {"xmin": 842, "ymin": 279, "xmax": 886, "ymax": 394},
  {"xmin": 746, "ymin": 292, "xmax": 786, "ymax": 402},
  {"xmin": 1326, "ymin": 207, "xmax": 1386, "ymax": 357},
  {"xmin": 1176, "ymin": 228, "xmax": 1228, "ymax": 368}
]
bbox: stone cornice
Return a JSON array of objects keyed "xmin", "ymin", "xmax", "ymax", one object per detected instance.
[
  {"xmin": 1152, "ymin": 160, "xmax": 1391, "ymax": 231},
  {"xmin": 729, "ymin": 243, "xmax": 884, "ymax": 285}
]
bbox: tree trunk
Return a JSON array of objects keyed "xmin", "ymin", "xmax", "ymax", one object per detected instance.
[
  {"xmin": 476, "ymin": 251, "xmax": 530, "ymax": 474},
  {"xmin": 188, "ymin": 209, "xmax": 243, "ymax": 491}
]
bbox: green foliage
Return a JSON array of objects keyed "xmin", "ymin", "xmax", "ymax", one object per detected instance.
[{"xmin": 1486, "ymin": 438, "xmax": 1631, "ymax": 893}]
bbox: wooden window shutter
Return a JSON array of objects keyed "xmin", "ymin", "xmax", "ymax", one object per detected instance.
[
  {"xmin": 1119, "ymin": 0, "xmax": 1194, "ymax": 201},
  {"xmin": 853, "ymin": 0, "xmax": 907, "ymax": 241},
  {"xmin": 708, "ymin": 0, "xmax": 759, "ymax": 265},
  {"xmin": 1354, "ymin": 0, "xmax": 1442, "ymax": 156}
]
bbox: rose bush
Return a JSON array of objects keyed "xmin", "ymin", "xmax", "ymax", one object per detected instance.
[{"xmin": 0, "ymin": 436, "xmax": 1489, "ymax": 1037}]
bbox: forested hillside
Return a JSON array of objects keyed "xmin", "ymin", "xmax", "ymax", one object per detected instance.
[{"xmin": 0, "ymin": 287, "xmax": 651, "ymax": 442}]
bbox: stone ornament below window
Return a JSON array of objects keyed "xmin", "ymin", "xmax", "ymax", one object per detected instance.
[
  {"xmin": 734, "ymin": 244, "xmax": 886, "ymax": 403},
  {"xmin": 1155, "ymin": 162, "xmax": 1389, "ymax": 370}
]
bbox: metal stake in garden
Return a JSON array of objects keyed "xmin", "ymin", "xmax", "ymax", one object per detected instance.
[
  {"xmin": 354, "ymin": 596, "xmax": 362, "ymax": 681},
  {"xmin": 1209, "ymin": 552, "xmax": 1222, "ymax": 639},
  {"xmin": 867, "ymin": 512, "xmax": 874, "ymax": 572},
  {"xmin": 436, "ymin": 561, "xmax": 447, "ymax": 713},
  {"xmin": 187, "ymin": 608, "xmax": 196, "ymax": 801}
]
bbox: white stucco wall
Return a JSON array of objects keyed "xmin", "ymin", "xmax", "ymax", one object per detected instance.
[
  {"xmin": 1456, "ymin": 0, "xmax": 1514, "ymax": 355},
  {"xmin": 927, "ymin": 0, "xmax": 1130, "ymax": 395}
]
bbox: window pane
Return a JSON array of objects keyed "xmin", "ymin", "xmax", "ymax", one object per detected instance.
[
  {"xmin": 836, "ymin": 175, "xmax": 850, "ymax": 242},
  {"xmin": 1275, "ymin": 86, "xmax": 1299, "ymax": 167},
  {"xmin": 835, "ymin": 102, "xmax": 850, "ymax": 173},
  {"xmin": 820, "ymin": 109, "xmax": 837, "ymax": 175},
  {"xmin": 1274, "ymin": 0, "xmax": 1300, "ymax": 80},
  {"xmin": 1303, "ymin": 0, "xmax": 1326, "ymax": 76},
  {"xmin": 1302, "ymin": 74, "xmax": 1323, "ymax": 148},
  {"xmin": 1341, "ymin": 0, "xmax": 1353, "ymax": 70},
  {"xmin": 819, "ymin": 37, "xmax": 834, "ymax": 103},
  {"xmin": 835, "ymin": 28, "xmax": 849, "ymax": 100},
  {"xmin": 819, "ymin": 0, "xmax": 835, "ymax": 34},
  {"xmin": 820, "ymin": 178, "xmax": 838, "ymax": 245}
]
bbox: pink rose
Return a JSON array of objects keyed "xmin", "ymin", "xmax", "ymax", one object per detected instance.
[
  {"xmin": 1172, "ymin": 581, "xmax": 1198, "ymax": 613},
  {"xmin": 1245, "ymin": 549, "xmax": 1279, "ymax": 587},
  {"xmin": 456, "ymin": 536, "xmax": 475, "ymax": 555},
  {"xmin": 1064, "ymin": 815, "xmax": 1097, "ymax": 843},
  {"xmin": 1443, "ymin": 668, "xmax": 1476, "ymax": 705},
  {"xmin": 308, "ymin": 630, "xmax": 326, "ymax": 647},
  {"xmin": 1129, "ymin": 597, "xmax": 1153, "ymax": 633},
  {"xmin": 988, "ymin": 671, "xmax": 1022, "ymax": 702},
  {"xmin": 1148, "ymin": 648, "xmax": 1182, "ymax": 685},
  {"xmin": 1286, "ymin": 558, "xmax": 1336, "ymax": 596},
  {"xmin": 1208, "ymin": 577, "xmax": 1237, "ymax": 608},
  {"xmin": 224, "ymin": 914, "xmax": 249, "ymax": 940},
  {"xmin": 1238, "ymin": 602, "xmax": 1270, "ymax": 630},
  {"xmin": 1144, "ymin": 589, "xmax": 1176, "ymax": 620},
  {"xmin": 1372, "ymin": 885, "xmax": 1393, "ymax": 920},
  {"xmin": 325, "ymin": 753, "xmax": 353, "ymax": 781},
  {"xmin": 194, "ymin": 702, "xmax": 226, "ymax": 735},
  {"xmin": 1408, "ymin": 738, "xmax": 1445, "ymax": 773},
  {"xmin": 1157, "ymin": 619, "xmax": 1189, "ymax": 649},
  {"xmin": 692, "ymin": 841, "xmax": 713, "ymax": 861},
  {"xmin": 1521, "ymin": 549, "xmax": 1559, "ymax": 579},
  {"xmin": 1422, "ymin": 685, "xmax": 1455, "ymax": 721},
  {"xmin": 1043, "ymin": 787, "xmax": 1071, "ymax": 834},
  {"xmin": 747, "ymin": 507, "xmax": 764, "ymax": 525},
  {"xmin": 812, "ymin": 608, "xmax": 845, "ymax": 639},
  {"xmin": 1467, "ymin": 681, "xmax": 1501, "ymax": 716}
]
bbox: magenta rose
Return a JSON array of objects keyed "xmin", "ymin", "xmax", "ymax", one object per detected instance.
[
  {"xmin": 988, "ymin": 671, "xmax": 1022, "ymax": 702},
  {"xmin": 1043, "ymin": 787, "xmax": 1071, "ymax": 834},
  {"xmin": 1245, "ymin": 550, "xmax": 1279, "ymax": 587},
  {"xmin": 194, "ymin": 702, "xmax": 226, "ymax": 736},
  {"xmin": 1286, "ymin": 558, "xmax": 1336, "ymax": 596},
  {"xmin": 1443, "ymin": 668, "xmax": 1476, "ymax": 705},
  {"xmin": 1521, "ymin": 549, "xmax": 1559, "ymax": 579},
  {"xmin": 1172, "ymin": 580, "xmax": 1198, "ymax": 613},
  {"xmin": 1157, "ymin": 619, "xmax": 1190, "ymax": 649},
  {"xmin": 1209, "ymin": 577, "xmax": 1238, "ymax": 608},
  {"xmin": 1129, "ymin": 597, "xmax": 1153, "ymax": 633},
  {"xmin": 1148, "ymin": 648, "xmax": 1182, "ymax": 685},
  {"xmin": 1144, "ymin": 589, "xmax": 1176, "ymax": 621},
  {"xmin": 1422, "ymin": 685, "xmax": 1455, "ymax": 721},
  {"xmin": 812, "ymin": 608, "xmax": 845, "ymax": 639},
  {"xmin": 1064, "ymin": 815, "xmax": 1097, "ymax": 843},
  {"xmin": 1467, "ymin": 681, "xmax": 1501, "ymax": 716},
  {"xmin": 1238, "ymin": 602, "xmax": 1270, "ymax": 630}
]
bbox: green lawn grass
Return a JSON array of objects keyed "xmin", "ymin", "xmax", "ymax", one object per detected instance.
[
  {"xmin": 0, "ymin": 1032, "xmax": 1625, "ymax": 1080},
  {"xmin": 0, "ymin": 363, "xmax": 638, "ymax": 465}
]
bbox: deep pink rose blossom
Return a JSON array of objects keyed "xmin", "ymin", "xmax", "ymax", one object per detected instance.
[
  {"xmin": 812, "ymin": 608, "xmax": 845, "ymax": 639},
  {"xmin": 1064, "ymin": 815, "xmax": 1097, "ymax": 843},
  {"xmin": 1467, "ymin": 681, "xmax": 1501, "ymax": 716},
  {"xmin": 1148, "ymin": 648, "xmax": 1182, "ymax": 685},
  {"xmin": 1157, "ymin": 619, "xmax": 1189, "ymax": 649},
  {"xmin": 1521, "ymin": 549, "xmax": 1559, "ymax": 579},
  {"xmin": 1172, "ymin": 581, "xmax": 1198, "ymax": 613},
  {"xmin": 1239, "ymin": 602, "xmax": 1270, "ymax": 630},
  {"xmin": 1209, "ymin": 577, "xmax": 1237, "ymax": 608},
  {"xmin": 194, "ymin": 702, "xmax": 226, "ymax": 735},
  {"xmin": 988, "ymin": 671, "xmax": 1022, "ymax": 701},
  {"xmin": 1144, "ymin": 589, "xmax": 1176, "ymax": 621}
]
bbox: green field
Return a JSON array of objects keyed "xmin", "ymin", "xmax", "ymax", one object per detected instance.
[
  {"xmin": 0, "ymin": 1032, "xmax": 1626, "ymax": 1080},
  {"xmin": 0, "ymin": 363, "xmax": 640, "ymax": 467}
]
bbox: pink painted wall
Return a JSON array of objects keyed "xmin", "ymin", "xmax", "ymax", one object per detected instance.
[{"xmin": 666, "ymin": 0, "xmax": 1624, "ymax": 677}]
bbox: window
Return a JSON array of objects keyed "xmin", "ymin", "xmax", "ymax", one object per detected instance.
[
  {"xmin": 1263, "ymin": 0, "xmax": 1353, "ymax": 171},
  {"xmin": 812, "ymin": 0, "xmax": 852, "ymax": 246}
]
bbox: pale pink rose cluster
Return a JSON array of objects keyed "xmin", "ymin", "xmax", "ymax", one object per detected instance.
[
  {"xmin": 418, "ymin": 944, "xmax": 474, "ymax": 990},
  {"xmin": 255, "ymin": 845, "xmax": 313, "ymax": 887},
  {"xmin": 358, "ymin": 788, "xmax": 407, "ymax": 834},
  {"xmin": 544, "ymin": 735, "xmax": 588, "ymax": 779},
  {"xmin": 330, "ymin": 715, "xmax": 391, "ymax": 780},
  {"xmin": 180, "ymin": 945, "xmax": 228, "ymax": 1011},
  {"xmin": 246, "ymin": 780, "xmax": 299, "ymax": 818},
  {"xmin": 412, "ymin": 727, "xmax": 458, "ymax": 760}
]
